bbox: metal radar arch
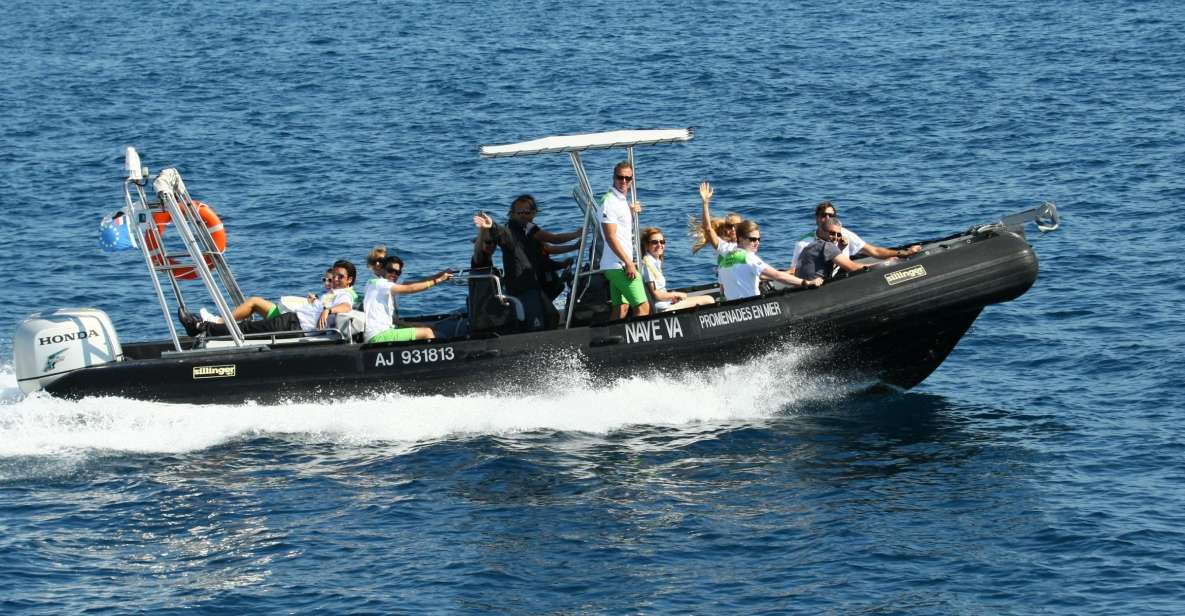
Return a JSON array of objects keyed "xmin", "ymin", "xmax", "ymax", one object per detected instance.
[
  {"xmin": 479, "ymin": 128, "xmax": 695, "ymax": 328},
  {"xmin": 123, "ymin": 147, "xmax": 247, "ymax": 350}
]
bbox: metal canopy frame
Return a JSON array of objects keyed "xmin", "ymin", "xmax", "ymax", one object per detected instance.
[
  {"xmin": 123, "ymin": 147, "xmax": 247, "ymax": 350},
  {"xmin": 479, "ymin": 129, "xmax": 694, "ymax": 329}
]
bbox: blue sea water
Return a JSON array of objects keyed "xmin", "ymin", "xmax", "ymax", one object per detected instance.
[{"xmin": 2, "ymin": 0, "xmax": 1184, "ymax": 613}]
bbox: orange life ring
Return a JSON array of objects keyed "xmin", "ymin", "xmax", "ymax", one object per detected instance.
[{"xmin": 142, "ymin": 201, "xmax": 227, "ymax": 280}]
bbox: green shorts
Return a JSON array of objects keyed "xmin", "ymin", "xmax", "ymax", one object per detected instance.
[
  {"xmin": 368, "ymin": 327, "xmax": 418, "ymax": 343},
  {"xmin": 266, "ymin": 304, "xmax": 281, "ymax": 319},
  {"xmin": 604, "ymin": 268, "xmax": 648, "ymax": 307}
]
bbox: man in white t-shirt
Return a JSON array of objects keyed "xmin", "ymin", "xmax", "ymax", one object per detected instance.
[
  {"xmin": 788, "ymin": 201, "xmax": 922, "ymax": 274},
  {"xmin": 599, "ymin": 161, "xmax": 650, "ymax": 320},
  {"xmin": 363, "ymin": 255, "xmax": 453, "ymax": 343},
  {"xmin": 183, "ymin": 260, "xmax": 358, "ymax": 337}
]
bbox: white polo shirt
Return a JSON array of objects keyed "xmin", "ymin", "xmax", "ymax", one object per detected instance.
[
  {"xmin": 295, "ymin": 287, "xmax": 354, "ymax": 331},
  {"xmin": 599, "ymin": 188, "xmax": 635, "ymax": 271}
]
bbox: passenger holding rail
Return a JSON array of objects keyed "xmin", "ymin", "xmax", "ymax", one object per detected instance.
[
  {"xmin": 794, "ymin": 217, "xmax": 866, "ymax": 282},
  {"xmin": 788, "ymin": 201, "xmax": 922, "ymax": 274},
  {"xmin": 363, "ymin": 255, "xmax": 453, "ymax": 343},
  {"xmin": 641, "ymin": 227, "xmax": 715, "ymax": 312},
  {"xmin": 698, "ymin": 182, "xmax": 820, "ymax": 300},
  {"xmin": 600, "ymin": 161, "xmax": 650, "ymax": 320}
]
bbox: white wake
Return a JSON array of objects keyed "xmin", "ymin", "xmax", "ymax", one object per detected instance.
[{"xmin": 0, "ymin": 345, "xmax": 852, "ymax": 459}]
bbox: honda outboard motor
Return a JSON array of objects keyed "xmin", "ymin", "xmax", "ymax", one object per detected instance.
[{"xmin": 13, "ymin": 308, "xmax": 123, "ymax": 394}]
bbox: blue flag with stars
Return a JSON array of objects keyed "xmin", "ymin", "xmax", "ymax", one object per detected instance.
[{"xmin": 99, "ymin": 209, "xmax": 137, "ymax": 252}]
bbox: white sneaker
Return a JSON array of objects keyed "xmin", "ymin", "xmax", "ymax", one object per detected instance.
[{"xmin": 199, "ymin": 307, "xmax": 225, "ymax": 324}]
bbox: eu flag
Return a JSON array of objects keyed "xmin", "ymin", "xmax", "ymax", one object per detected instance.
[{"xmin": 99, "ymin": 209, "xmax": 137, "ymax": 252}]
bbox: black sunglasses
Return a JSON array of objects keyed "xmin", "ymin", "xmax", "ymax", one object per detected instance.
[
  {"xmin": 321, "ymin": 277, "xmax": 332, "ymax": 283},
  {"xmin": 746, "ymin": 236, "xmax": 761, "ymax": 242},
  {"xmin": 386, "ymin": 268, "xmax": 402, "ymax": 276},
  {"xmin": 820, "ymin": 211, "xmax": 837, "ymax": 218},
  {"xmin": 614, "ymin": 174, "xmax": 634, "ymax": 181},
  {"xmin": 648, "ymin": 239, "xmax": 666, "ymax": 245}
]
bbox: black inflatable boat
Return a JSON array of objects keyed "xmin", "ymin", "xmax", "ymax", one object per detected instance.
[{"xmin": 13, "ymin": 132, "xmax": 1059, "ymax": 403}]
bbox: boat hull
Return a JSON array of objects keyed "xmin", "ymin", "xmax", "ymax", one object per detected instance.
[{"xmin": 43, "ymin": 229, "xmax": 1039, "ymax": 403}]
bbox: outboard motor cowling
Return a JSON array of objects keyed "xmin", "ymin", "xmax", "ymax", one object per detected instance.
[{"xmin": 14, "ymin": 308, "xmax": 123, "ymax": 394}]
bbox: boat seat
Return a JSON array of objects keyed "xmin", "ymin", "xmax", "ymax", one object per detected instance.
[
  {"xmin": 333, "ymin": 310, "xmax": 366, "ymax": 342},
  {"xmin": 467, "ymin": 266, "xmax": 519, "ymax": 334}
]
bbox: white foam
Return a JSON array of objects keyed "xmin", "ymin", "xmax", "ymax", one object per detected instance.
[{"xmin": 0, "ymin": 344, "xmax": 847, "ymax": 459}]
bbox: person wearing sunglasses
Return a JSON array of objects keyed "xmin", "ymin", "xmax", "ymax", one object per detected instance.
[
  {"xmin": 599, "ymin": 161, "xmax": 650, "ymax": 320},
  {"xmin": 689, "ymin": 211, "xmax": 742, "ymax": 254},
  {"xmin": 788, "ymin": 201, "xmax": 922, "ymax": 274},
  {"xmin": 363, "ymin": 255, "xmax": 453, "ymax": 343},
  {"xmin": 366, "ymin": 244, "xmax": 388, "ymax": 279},
  {"xmin": 181, "ymin": 260, "xmax": 358, "ymax": 336},
  {"xmin": 698, "ymin": 181, "xmax": 820, "ymax": 300},
  {"xmin": 472, "ymin": 194, "xmax": 580, "ymax": 330},
  {"xmin": 793, "ymin": 217, "xmax": 866, "ymax": 282},
  {"xmin": 641, "ymin": 227, "xmax": 715, "ymax": 312}
]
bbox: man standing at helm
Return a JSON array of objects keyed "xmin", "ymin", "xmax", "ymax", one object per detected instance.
[{"xmin": 599, "ymin": 161, "xmax": 651, "ymax": 321}]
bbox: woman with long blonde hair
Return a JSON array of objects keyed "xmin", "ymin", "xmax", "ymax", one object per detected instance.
[
  {"xmin": 697, "ymin": 182, "xmax": 821, "ymax": 300},
  {"xmin": 689, "ymin": 211, "xmax": 742, "ymax": 254}
]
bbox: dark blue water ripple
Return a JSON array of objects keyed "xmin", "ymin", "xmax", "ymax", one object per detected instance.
[{"xmin": 3, "ymin": 0, "xmax": 1185, "ymax": 613}]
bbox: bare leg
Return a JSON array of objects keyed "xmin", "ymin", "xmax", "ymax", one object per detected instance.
[
  {"xmin": 412, "ymin": 327, "xmax": 436, "ymax": 341},
  {"xmin": 632, "ymin": 301, "xmax": 651, "ymax": 318},
  {"xmin": 231, "ymin": 296, "xmax": 276, "ymax": 321}
]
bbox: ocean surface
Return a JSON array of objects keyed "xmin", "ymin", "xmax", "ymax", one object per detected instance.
[{"xmin": 2, "ymin": 0, "xmax": 1184, "ymax": 613}]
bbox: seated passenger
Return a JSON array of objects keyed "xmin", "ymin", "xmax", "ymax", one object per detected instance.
[
  {"xmin": 788, "ymin": 201, "xmax": 922, "ymax": 274},
  {"xmin": 698, "ymin": 181, "xmax": 820, "ymax": 300},
  {"xmin": 472, "ymin": 195, "xmax": 579, "ymax": 330},
  {"xmin": 312, "ymin": 267, "xmax": 335, "ymax": 305},
  {"xmin": 640, "ymin": 226, "xmax": 714, "ymax": 312},
  {"xmin": 794, "ymin": 217, "xmax": 865, "ymax": 282},
  {"xmin": 366, "ymin": 244, "xmax": 388, "ymax": 279},
  {"xmin": 690, "ymin": 211, "xmax": 742, "ymax": 254},
  {"xmin": 181, "ymin": 260, "xmax": 357, "ymax": 336},
  {"xmin": 363, "ymin": 255, "xmax": 453, "ymax": 343}
]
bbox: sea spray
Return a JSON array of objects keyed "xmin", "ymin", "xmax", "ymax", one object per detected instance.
[{"xmin": 0, "ymin": 342, "xmax": 862, "ymax": 460}]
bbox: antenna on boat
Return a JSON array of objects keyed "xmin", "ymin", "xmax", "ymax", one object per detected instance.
[
  {"xmin": 121, "ymin": 150, "xmax": 249, "ymax": 350},
  {"xmin": 124, "ymin": 147, "xmax": 146, "ymax": 183}
]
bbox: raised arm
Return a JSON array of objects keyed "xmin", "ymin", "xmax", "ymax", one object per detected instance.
[
  {"xmin": 699, "ymin": 181, "xmax": 720, "ymax": 250},
  {"xmin": 472, "ymin": 213, "xmax": 501, "ymax": 267},
  {"xmin": 393, "ymin": 270, "xmax": 454, "ymax": 295}
]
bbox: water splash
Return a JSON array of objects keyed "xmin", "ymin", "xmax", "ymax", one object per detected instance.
[{"xmin": 0, "ymin": 344, "xmax": 854, "ymax": 459}]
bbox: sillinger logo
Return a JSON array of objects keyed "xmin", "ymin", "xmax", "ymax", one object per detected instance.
[
  {"xmin": 44, "ymin": 349, "xmax": 68, "ymax": 372},
  {"xmin": 193, "ymin": 364, "xmax": 236, "ymax": 379},
  {"xmin": 884, "ymin": 265, "xmax": 928, "ymax": 286}
]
